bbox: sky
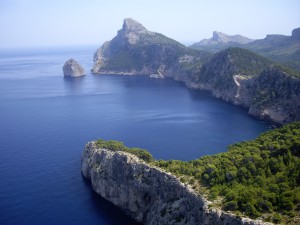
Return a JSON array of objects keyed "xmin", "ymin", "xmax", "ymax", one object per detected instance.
[{"xmin": 0, "ymin": 0, "xmax": 299, "ymax": 48}]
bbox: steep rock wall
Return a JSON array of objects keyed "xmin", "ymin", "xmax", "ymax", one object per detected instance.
[{"xmin": 82, "ymin": 142, "xmax": 272, "ymax": 225}]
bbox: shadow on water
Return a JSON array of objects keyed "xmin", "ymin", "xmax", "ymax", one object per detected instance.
[
  {"xmin": 63, "ymin": 76, "xmax": 87, "ymax": 93},
  {"xmin": 81, "ymin": 177, "xmax": 142, "ymax": 225}
]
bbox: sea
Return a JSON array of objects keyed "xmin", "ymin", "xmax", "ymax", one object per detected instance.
[{"xmin": 0, "ymin": 46, "xmax": 270, "ymax": 225}]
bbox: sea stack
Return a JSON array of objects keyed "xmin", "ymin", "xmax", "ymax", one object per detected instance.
[{"xmin": 63, "ymin": 59, "xmax": 85, "ymax": 77}]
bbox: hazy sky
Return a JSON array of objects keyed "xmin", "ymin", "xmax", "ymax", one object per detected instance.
[{"xmin": 0, "ymin": 0, "xmax": 299, "ymax": 48}]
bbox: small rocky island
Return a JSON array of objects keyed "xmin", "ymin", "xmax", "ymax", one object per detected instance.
[{"xmin": 63, "ymin": 58, "xmax": 85, "ymax": 77}]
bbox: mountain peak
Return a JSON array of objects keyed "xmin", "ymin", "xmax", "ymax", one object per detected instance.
[
  {"xmin": 191, "ymin": 31, "xmax": 254, "ymax": 50},
  {"xmin": 292, "ymin": 28, "xmax": 300, "ymax": 39},
  {"xmin": 212, "ymin": 31, "xmax": 228, "ymax": 42},
  {"xmin": 122, "ymin": 18, "xmax": 149, "ymax": 34}
]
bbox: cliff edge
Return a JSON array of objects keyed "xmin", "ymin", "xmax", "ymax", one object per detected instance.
[{"xmin": 81, "ymin": 142, "xmax": 272, "ymax": 225}]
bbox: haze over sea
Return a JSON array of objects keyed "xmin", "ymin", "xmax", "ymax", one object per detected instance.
[{"xmin": 0, "ymin": 46, "xmax": 270, "ymax": 225}]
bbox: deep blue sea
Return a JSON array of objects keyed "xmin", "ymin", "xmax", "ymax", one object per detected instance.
[{"xmin": 0, "ymin": 46, "xmax": 270, "ymax": 225}]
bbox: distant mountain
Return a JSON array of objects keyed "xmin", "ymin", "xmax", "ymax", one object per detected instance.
[
  {"xmin": 190, "ymin": 31, "xmax": 254, "ymax": 52},
  {"xmin": 92, "ymin": 18, "xmax": 210, "ymax": 77},
  {"xmin": 191, "ymin": 28, "xmax": 300, "ymax": 70},
  {"xmin": 245, "ymin": 28, "xmax": 300, "ymax": 69}
]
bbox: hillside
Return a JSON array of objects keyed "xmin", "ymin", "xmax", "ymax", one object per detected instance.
[
  {"xmin": 245, "ymin": 28, "xmax": 300, "ymax": 70},
  {"xmin": 83, "ymin": 122, "xmax": 300, "ymax": 224},
  {"xmin": 155, "ymin": 121, "xmax": 300, "ymax": 224},
  {"xmin": 191, "ymin": 28, "xmax": 300, "ymax": 71},
  {"xmin": 186, "ymin": 48, "xmax": 300, "ymax": 123}
]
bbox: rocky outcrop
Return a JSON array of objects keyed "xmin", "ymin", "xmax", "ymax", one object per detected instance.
[
  {"xmin": 82, "ymin": 142, "xmax": 273, "ymax": 225},
  {"xmin": 63, "ymin": 59, "xmax": 85, "ymax": 77}
]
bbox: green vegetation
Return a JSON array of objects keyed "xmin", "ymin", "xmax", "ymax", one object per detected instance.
[
  {"xmin": 95, "ymin": 139, "xmax": 154, "ymax": 163},
  {"xmin": 194, "ymin": 47, "xmax": 272, "ymax": 91},
  {"xmin": 155, "ymin": 122, "xmax": 300, "ymax": 223},
  {"xmin": 101, "ymin": 28, "xmax": 211, "ymax": 73},
  {"xmin": 96, "ymin": 122, "xmax": 300, "ymax": 223},
  {"xmin": 190, "ymin": 30, "xmax": 300, "ymax": 72},
  {"xmin": 272, "ymin": 64, "xmax": 300, "ymax": 78},
  {"xmin": 136, "ymin": 32, "xmax": 186, "ymax": 48},
  {"xmin": 102, "ymin": 50, "xmax": 143, "ymax": 71},
  {"xmin": 224, "ymin": 48, "xmax": 272, "ymax": 75}
]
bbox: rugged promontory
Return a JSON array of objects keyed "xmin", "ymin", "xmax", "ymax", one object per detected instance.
[
  {"xmin": 91, "ymin": 18, "xmax": 209, "ymax": 78},
  {"xmin": 81, "ymin": 141, "xmax": 272, "ymax": 225},
  {"xmin": 63, "ymin": 58, "xmax": 85, "ymax": 77}
]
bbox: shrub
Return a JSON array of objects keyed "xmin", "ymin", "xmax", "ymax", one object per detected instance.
[{"xmin": 224, "ymin": 201, "xmax": 238, "ymax": 210}]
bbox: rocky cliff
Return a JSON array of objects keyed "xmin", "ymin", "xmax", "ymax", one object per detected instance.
[
  {"xmin": 246, "ymin": 66, "xmax": 300, "ymax": 122},
  {"xmin": 185, "ymin": 48, "xmax": 300, "ymax": 124},
  {"xmin": 91, "ymin": 18, "xmax": 210, "ymax": 78},
  {"xmin": 82, "ymin": 142, "xmax": 273, "ymax": 225}
]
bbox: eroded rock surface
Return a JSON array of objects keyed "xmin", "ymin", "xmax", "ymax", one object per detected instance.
[{"xmin": 63, "ymin": 58, "xmax": 85, "ymax": 77}]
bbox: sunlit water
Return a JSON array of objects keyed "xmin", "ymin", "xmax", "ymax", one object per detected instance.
[{"xmin": 0, "ymin": 46, "xmax": 270, "ymax": 225}]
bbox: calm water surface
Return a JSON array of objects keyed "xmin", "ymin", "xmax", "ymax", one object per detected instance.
[{"xmin": 0, "ymin": 46, "xmax": 270, "ymax": 225}]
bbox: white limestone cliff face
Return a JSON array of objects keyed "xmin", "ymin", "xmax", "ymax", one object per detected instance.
[
  {"xmin": 63, "ymin": 59, "xmax": 85, "ymax": 77},
  {"xmin": 81, "ymin": 142, "xmax": 273, "ymax": 225}
]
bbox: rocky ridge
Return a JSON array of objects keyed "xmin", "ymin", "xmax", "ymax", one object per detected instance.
[
  {"xmin": 191, "ymin": 28, "xmax": 300, "ymax": 71},
  {"xmin": 63, "ymin": 58, "xmax": 85, "ymax": 77},
  {"xmin": 82, "ymin": 142, "xmax": 273, "ymax": 225},
  {"xmin": 191, "ymin": 31, "xmax": 254, "ymax": 51},
  {"xmin": 92, "ymin": 18, "xmax": 210, "ymax": 78},
  {"xmin": 186, "ymin": 49, "xmax": 300, "ymax": 124}
]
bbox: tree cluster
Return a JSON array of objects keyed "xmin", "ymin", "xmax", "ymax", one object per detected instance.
[{"xmin": 155, "ymin": 122, "xmax": 300, "ymax": 222}]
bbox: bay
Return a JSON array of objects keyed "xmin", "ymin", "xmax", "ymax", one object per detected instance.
[{"xmin": 0, "ymin": 46, "xmax": 270, "ymax": 225}]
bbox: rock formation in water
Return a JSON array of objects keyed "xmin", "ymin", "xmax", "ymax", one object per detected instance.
[
  {"xmin": 91, "ymin": 18, "xmax": 300, "ymax": 124},
  {"xmin": 63, "ymin": 58, "xmax": 85, "ymax": 77},
  {"xmin": 81, "ymin": 142, "xmax": 273, "ymax": 225}
]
